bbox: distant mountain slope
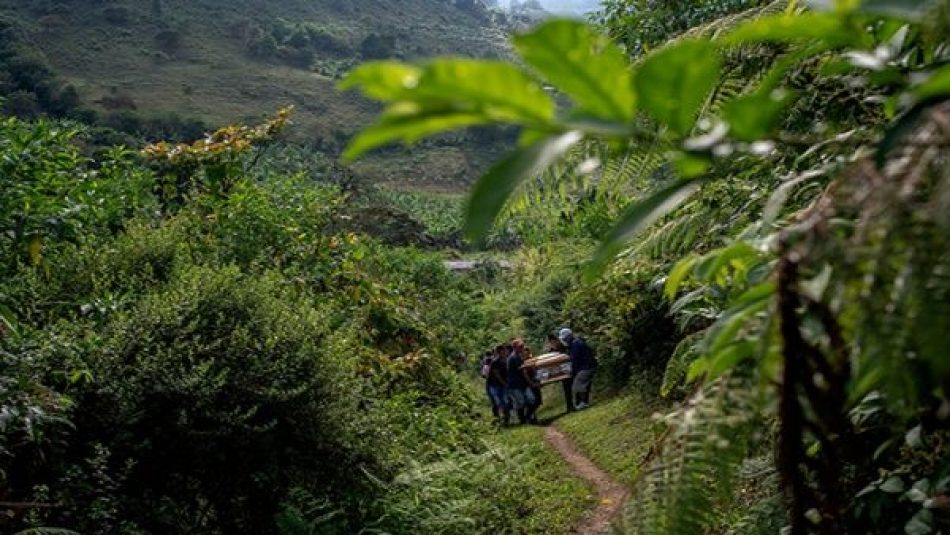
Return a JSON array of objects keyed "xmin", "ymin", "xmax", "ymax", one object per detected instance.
[{"xmin": 0, "ymin": 0, "xmax": 511, "ymax": 186}]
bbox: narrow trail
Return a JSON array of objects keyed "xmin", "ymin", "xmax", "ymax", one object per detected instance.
[{"xmin": 543, "ymin": 426, "xmax": 629, "ymax": 534}]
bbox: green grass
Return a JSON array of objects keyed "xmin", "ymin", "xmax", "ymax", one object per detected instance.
[
  {"xmin": 536, "ymin": 387, "xmax": 668, "ymax": 486},
  {"xmin": 465, "ymin": 377, "xmax": 593, "ymax": 533},
  {"xmin": 490, "ymin": 424, "xmax": 595, "ymax": 534},
  {"xmin": 376, "ymin": 186, "xmax": 465, "ymax": 236}
]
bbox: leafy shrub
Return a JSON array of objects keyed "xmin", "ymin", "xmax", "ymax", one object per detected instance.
[
  {"xmin": 596, "ymin": 0, "xmax": 767, "ymax": 55},
  {"xmin": 359, "ymin": 33, "xmax": 396, "ymax": 60},
  {"xmin": 65, "ymin": 265, "xmax": 357, "ymax": 533},
  {"xmin": 0, "ymin": 118, "xmax": 155, "ymax": 277},
  {"xmin": 207, "ymin": 177, "xmax": 340, "ymax": 269}
]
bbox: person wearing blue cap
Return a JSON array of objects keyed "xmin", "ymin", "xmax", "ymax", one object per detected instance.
[{"xmin": 559, "ymin": 328, "xmax": 597, "ymax": 409}]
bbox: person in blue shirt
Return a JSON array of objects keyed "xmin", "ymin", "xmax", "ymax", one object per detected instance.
[{"xmin": 559, "ymin": 328, "xmax": 597, "ymax": 409}]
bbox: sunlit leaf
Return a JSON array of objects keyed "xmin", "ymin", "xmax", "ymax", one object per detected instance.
[
  {"xmin": 587, "ymin": 177, "xmax": 704, "ymax": 278},
  {"xmin": 27, "ymin": 235, "xmax": 43, "ymax": 266},
  {"xmin": 686, "ymin": 355, "xmax": 708, "ymax": 382},
  {"xmin": 464, "ymin": 131, "xmax": 583, "ymax": 243},
  {"xmin": 705, "ymin": 341, "xmax": 757, "ymax": 381},
  {"xmin": 672, "ymin": 152, "xmax": 711, "ymax": 178},
  {"xmin": 722, "ymin": 12, "xmax": 864, "ymax": 47},
  {"xmin": 696, "ymin": 241, "xmax": 760, "ymax": 284},
  {"xmin": 343, "ymin": 110, "xmax": 486, "ymax": 161},
  {"xmin": 665, "ymin": 254, "xmax": 700, "ymax": 299},
  {"xmin": 341, "ymin": 60, "xmax": 557, "ymax": 160},
  {"xmin": 880, "ymin": 476, "xmax": 906, "ymax": 493},
  {"xmin": 339, "ymin": 61, "xmax": 422, "ymax": 100},
  {"xmin": 514, "ymin": 19, "xmax": 636, "ymax": 121},
  {"xmin": 635, "ymin": 40, "xmax": 721, "ymax": 136},
  {"xmin": 414, "ymin": 60, "xmax": 555, "ymax": 123}
]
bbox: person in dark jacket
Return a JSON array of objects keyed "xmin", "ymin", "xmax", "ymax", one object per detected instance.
[
  {"xmin": 559, "ymin": 328, "xmax": 597, "ymax": 409},
  {"xmin": 487, "ymin": 345, "xmax": 510, "ymax": 425},
  {"xmin": 546, "ymin": 332, "xmax": 574, "ymax": 413},
  {"xmin": 516, "ymin": 339, "xmax": 542, "ymax": 425},
  {"xmin": 505, "ymin": 340, "xmax": 535, "ymax": 424},
  {"xmin": 480, "ymin": 350, "xmax": 494, "ymax": 415}
]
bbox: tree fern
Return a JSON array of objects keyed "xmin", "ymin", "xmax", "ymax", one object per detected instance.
[
  {"xmin": 660, "ymin": 331, "xmax": 705, "ymax": 398},
  {"xmin": 621, "ymin": 376, "xmax": 765, "ymax": 534},
  {"xmin": 503, "ymin": 139, "xmax": 670, "ymax": 242},
  {"xmin": 724, "ymin": 458, "xmax": 783, "ymax": 535},
  {"xmin": 794, "ymin": 102, "xmax": 950, "ymax": 417}
]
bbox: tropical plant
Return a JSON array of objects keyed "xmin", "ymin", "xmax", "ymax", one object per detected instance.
[
  {"xmin": 0, "ymin": 118, "xmax": 155, "ymax": 274},
  {"xmin": 142, "ymin": 106, "xmax": 293, "ymax": 209},
  {"xmin": 343, "ymin": 1, "xmax": 950, "ymax": 532}
]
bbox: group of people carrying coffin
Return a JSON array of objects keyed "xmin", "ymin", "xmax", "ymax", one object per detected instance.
[{"xmin": 480, "ymin": 328, "xmax": 598, "ymax": 425}]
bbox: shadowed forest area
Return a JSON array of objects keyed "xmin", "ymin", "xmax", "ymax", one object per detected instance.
[{"xmin": 2, "ymin": 0, "xmax": 949, "ymax": 534}]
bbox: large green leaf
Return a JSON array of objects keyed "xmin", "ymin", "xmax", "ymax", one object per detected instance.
[
  {"xmin": 340, "ymin": 59, "xmax": 556, "ymax": 160},
  {"xmin": 665, "ymin": 254, "xmax": 700, "ymax": 299},
  {"xmin": 514, "ymin": 19, "xmax": 636, "ymax": 122},
  {"xmin": 342, "ymin": 109, "xmax": 487, "ymax": 161},
  {"xmin": 695, "ymin": 241, "xmax": 761, "ymax": 286},
  {"xmin": 339, "ymin": 61, "xmax": 421, "ymax": 100},
  {"xmin": 722, "ymin": 12, "xmax": 866, "ymax": 47},
  {"xmin": 704, "ymin": 282, "xmax": 775, "ymax": 354},
  {"xmin": 343, "ymin": 60, "xmax": 554, "ymax": 124},
  {"xmin": 412, "ymin": 59, "xmax": 556, "ymax": 123},
  {"xmin": 464, "ymin": 131, "xmax": 583, "ymax": 242},
  {"xmin": 587, "ymin": 177, "xmax": 704, "ymax": 277},
  {"xmin": 688, "ymin": 341, "xmax": 757, "ymax": 382},
  {"xmin": 635, "ymin": 40, "xmax": 721, "ymax": 136}
]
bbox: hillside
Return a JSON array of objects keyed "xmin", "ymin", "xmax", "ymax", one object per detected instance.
[{"xmin": 0, "ymin": 0, "xmax": 511, "ymax": 186}]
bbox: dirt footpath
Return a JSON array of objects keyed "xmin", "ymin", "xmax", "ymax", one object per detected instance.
[{"xmin": 543, "ymin": 426, "xmax": 630, "ymax": 534}]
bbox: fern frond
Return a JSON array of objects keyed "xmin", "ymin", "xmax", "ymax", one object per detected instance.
[
  {"xmin": 677, "ymin": 0, "xmax": 790, "ymax": 42},
  {"xmin": 660, "ymin": 331, "xmax": 706, "ymax": 398},
  {"xmin": 621, "ymin": 376, "xmax": 764, "ymax": 535}
]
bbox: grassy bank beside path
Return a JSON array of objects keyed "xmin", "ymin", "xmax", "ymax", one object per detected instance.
[
  {"xmin": 489, "ymin": 424, "xmax": 594, "ymax": 533},
  {"xmin": 536, "ymin": 386, "xmax": 669, "ymax": 486}
]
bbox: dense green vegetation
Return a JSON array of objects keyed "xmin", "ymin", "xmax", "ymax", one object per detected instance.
[
  {"xmin": 3, "ymin": 0, "xmax": 950, "ymax": 534},
  {"xmin": 0, "ymin": 113, "xmax": 589, "ymax": 534},
  {"xmin": 344, "ymin": 0, "xmax": 950, "ymax": 533}
]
